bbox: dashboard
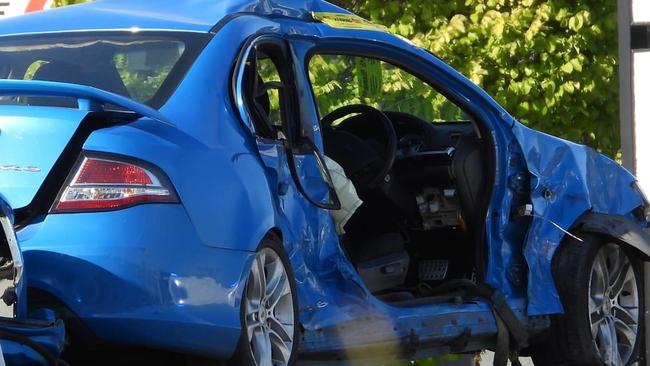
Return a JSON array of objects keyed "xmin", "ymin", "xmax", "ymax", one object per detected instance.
[{"xmin": 385, "ymin": 111, "xmax": 476, "ymax": 186}]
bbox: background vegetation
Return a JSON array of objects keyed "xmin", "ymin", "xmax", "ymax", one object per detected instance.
[
  {"xmin": 55, "ymin": 0, "xmax": 620, "ymax": 157},
  {"xmin": 52, "ymin": 0, "xmax": 85, "ymax": 7},
  {"xmin": 332, "ymin": 0, "xmax": 620, "ymax": 158}
]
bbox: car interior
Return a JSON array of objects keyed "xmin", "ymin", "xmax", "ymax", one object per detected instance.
[
  {"xmin": 244, "ymin": 48, "xmax": 495, "ymax": 307},
  {"xmin": 321, "ymin": 105, "xmax": 491, "ymax": 305}
]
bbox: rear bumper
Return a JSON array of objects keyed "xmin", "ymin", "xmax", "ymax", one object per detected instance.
[{"xmin": 17, "ymin": 204, "xmax": 254, "ymax": 359}]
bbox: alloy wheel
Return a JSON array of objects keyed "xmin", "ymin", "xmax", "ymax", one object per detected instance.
[
  {"xmin": 589, "ymin": 243, "xmax": 640, "ymax": 366},
  {"xmin": 244, "ymin": 247, "xmax": 295, "ymax": 366}
]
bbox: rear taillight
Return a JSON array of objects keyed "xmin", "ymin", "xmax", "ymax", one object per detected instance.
[{"xmin": 52, "ymin": 154, "xmax": 178, "ymax": 213}]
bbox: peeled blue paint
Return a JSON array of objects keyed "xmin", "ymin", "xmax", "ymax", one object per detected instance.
[{"xmin": 513, "ymin": 122, "xmax": 643, "ymax": 315}]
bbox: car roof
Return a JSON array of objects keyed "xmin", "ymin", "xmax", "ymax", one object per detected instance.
[{"xmin": 0, "ymin": 0, "xmax": 351, "ymax": 36}]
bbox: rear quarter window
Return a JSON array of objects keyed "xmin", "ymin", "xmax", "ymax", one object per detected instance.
[{"xmin": 0, "ymin": 31, "xmax": 209, "ymax": 109}]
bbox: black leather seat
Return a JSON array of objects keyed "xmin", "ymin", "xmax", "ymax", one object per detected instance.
[
  {"xmin": 28, "ymin": 61, "xmax": 87, "ymax": 108},
  {"xmin": 32, "ymin": 60, "xmax": 129, "ymax": 95},
  {"xmin": 28, "ymin": 60, "xmax": 130, "ymax": 107},
  {"xmin": 451, "ymin": 134, "xmax": 488, "ymax": 229}
]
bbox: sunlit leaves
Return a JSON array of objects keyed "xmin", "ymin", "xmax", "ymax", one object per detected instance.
[
  {"xmin": 52, "ymin": 0, "xmax": 87, "ymax": 6},
  {"xmin": 59, "ymin": 0, "xmax": 620, "ymax": 157},
  {"xmin": 333, "ymin": 0, "xmax": 620, "ymax": 157}
]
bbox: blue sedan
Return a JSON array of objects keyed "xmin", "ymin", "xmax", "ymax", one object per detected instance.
[{"xmin": 0, "ymin": 1, "xmax": 647, "ymax": 365}]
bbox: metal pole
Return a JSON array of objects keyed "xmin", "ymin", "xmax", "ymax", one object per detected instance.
[
  {"xmin": 619, "ymin": 0, "xmax": 634, "ymax": 173},
  {"xmin": 620, "ymin": 1, "xmax": 650, "ymax": 363}
]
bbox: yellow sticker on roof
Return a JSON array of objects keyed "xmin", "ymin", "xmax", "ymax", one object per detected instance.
[{"xmin": 312, "ymin": 12, "xmax": 389, "ymax": 33}]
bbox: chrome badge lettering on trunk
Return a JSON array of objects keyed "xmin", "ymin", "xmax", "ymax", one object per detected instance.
[{"xmin": 0, "ymin": 166, "xmax": 41, "ymax": 172}]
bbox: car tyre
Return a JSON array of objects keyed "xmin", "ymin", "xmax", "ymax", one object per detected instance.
[
  {"xmin": 231, "ymin": 236, "xmax": 299, "ymax": 366},
  {"xmin": 531, "ymin": 234, "xmax": 644, "ymax": 366}
]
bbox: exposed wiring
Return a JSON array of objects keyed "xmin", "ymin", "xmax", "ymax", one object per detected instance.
[
  {"xmin": 517, "ymin": 204, "xmax": 584, "ymax": 242},
  {"xmin": 529, "ymin": 213, "xmax": 584, "ymax": 242}
]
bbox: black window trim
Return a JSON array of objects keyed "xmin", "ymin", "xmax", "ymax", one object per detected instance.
[{"xmin": 231, "ymin": 34, "xmax": 301, "ymax": 143}]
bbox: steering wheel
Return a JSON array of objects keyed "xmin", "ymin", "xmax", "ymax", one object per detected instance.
[{"xmin": 321, "ymin": 104, "xmax": 397, "ymax": 189}]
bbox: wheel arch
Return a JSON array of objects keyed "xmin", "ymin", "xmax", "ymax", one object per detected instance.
[
  {"xmin": 532, "ymin": 219, "xmax": 646, "ymax": 365},
  {"xmin": 27, "ymin": 287, "xmax": 99, "ymax": 347},
  {"xmin": 570, "ymin": 212, "xmax": 650, "ymax": 260},
  {"xmin": 264, "ymin": 227, "xmax": 283, "ymax": 244},
  {"xmin": 233, "ymin": 226, "xmax": 301, "ymax": 366}
]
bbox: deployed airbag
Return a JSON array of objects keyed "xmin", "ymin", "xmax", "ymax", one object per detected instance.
[{"xmin": 324, "ymin": 156, "xmax": 363, "ymax": 234}]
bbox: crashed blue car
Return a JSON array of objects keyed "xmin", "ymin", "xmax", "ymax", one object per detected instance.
[{"xmin": 0, "ymin": 0, "xmax": 647, "ymax": 365}]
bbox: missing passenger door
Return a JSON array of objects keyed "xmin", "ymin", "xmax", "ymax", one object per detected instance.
[{"xmin": 233, "ymin": 35, "xmax": 340, "ymax": 210}]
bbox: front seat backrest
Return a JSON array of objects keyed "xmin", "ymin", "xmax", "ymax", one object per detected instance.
[
  {"xmin": 30, "ymin": 60, "xmax": 131, "ymax": 103},
  {"xmin": 28, "ymin": 61, "xmax": 88, "ymax": 108},
  {"xmin": 451, "ymin": 134, "xmax": 487, "ymax": 230}
]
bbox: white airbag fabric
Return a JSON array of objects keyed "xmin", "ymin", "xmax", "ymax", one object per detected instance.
[{"xmin": 324, "ymin": 156, "xmax": 363, "ymax": 234}]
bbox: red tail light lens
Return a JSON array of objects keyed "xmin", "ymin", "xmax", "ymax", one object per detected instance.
[{"xmin": 52, "ymin": 155, "xmax": 178, "ymax": 213}]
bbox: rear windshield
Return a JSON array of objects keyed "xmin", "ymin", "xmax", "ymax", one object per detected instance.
[{"xmin": 0, "ymin": 31, "xmax": 210, "ymax": 109}]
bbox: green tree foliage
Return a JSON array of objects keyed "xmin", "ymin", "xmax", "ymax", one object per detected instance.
[
  {"xmin": 52, "ymin": 0, "xmax": 87, "ymax": 6},
  {"xmin": 55, "ymin": 0, "xmax": 619, "ymax": 156},
  {"xmin": 333, "ymin": 0, "xmax": 620, "ymax": 158},
  {"xmin": 308, "ymin": 54, "xmax": 468, "ymax": 123}
]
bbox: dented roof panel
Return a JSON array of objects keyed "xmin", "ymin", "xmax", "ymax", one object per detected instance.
[{"xmin": 0, "ymin": 0, "xmax": 351, "ymax": 36}]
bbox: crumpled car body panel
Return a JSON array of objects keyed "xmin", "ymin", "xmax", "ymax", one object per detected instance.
[
  {"xmin": 0, "ymin": 0, "xmax": 645, "ymax": 361},
  {"xmin": 512, "ymin": 123, "xmax": 643, "ymax": 315}
]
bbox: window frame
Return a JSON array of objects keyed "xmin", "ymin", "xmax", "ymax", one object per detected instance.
[
  {"xmin": 232, "ymin": 35, "xmax": 300, "ymax": 143},
  {"xmin": 298, "ymin": 38, "xmax": 496, "ymax": 141}
]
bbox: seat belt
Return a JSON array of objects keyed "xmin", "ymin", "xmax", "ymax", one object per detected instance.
[
  {"xmin": 476, "ymin": 284, "xmax": 529, "ymax": 351},
  {"xmin": 470, "ymin": 284, "xmax": 527, "ymax": 366},
  {"xmin": 493, "ymin": 311, "xmax": 523, "ymax": 366}
]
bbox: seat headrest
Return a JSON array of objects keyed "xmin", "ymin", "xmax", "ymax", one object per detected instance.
[{"xmin": 32, "ymin": 61, "xmax": 88, "ymax": 85}]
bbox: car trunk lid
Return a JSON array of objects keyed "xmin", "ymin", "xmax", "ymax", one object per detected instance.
[
  {"xmin": 0, "ymin": 106, "xmax": 89, "ymax": 209},
  {"xmin": 0, "ymin": 80, "xmax": 174, "ymax": 212}
]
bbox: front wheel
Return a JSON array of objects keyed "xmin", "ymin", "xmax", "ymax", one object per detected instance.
[
  {"xmin": 232, "ymin": 237, "xmax": 299, "ymax": 366},
  {"xmin": 531, "ymin": 234, "xmax": 644, "ymax": 366}
]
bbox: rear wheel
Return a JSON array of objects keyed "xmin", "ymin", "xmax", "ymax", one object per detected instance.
[
  {"xmin": 531, "ymin": 234, "xmax": 643, "ymax": 366},
  {"xmin": 232, "ymin": 238, "xmax": 299, "ymax": 366}
]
